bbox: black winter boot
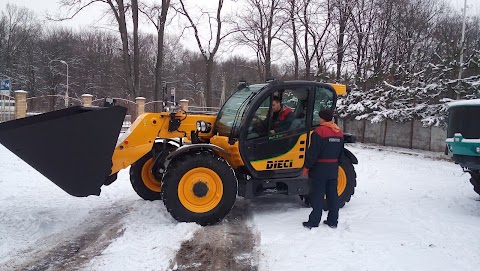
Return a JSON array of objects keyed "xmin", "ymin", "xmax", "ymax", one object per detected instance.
[
  {"xmin": 323, "ymin": 220, "xmax": 337, "ymax": 228},
  {"xmin": 303, "ymin": 222, "xmax": 318, "ymax": 229}
]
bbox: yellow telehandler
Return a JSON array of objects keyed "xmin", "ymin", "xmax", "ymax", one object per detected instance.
[{"xmin": 0, "ymin": 80, "xmax": 357, "ymax": 225}]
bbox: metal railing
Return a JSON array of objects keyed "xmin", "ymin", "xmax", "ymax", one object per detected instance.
[
  {"xmin": 1, "ymin": 94, "xmax": 221, "ymax": 127},
  {"xmin": 0, "ymin": 94, "xmax": 15, "ymax": 123},
  {"xmin": 26, "ymin": 95, "xmax": 82, "ymax": 114},
  {"xmin": 187, "ymin": 106, "xmax": 220, "ymax": 115},
  {"xmin": 121, "ymin": 115, "xmax": 132, "ymax": 132}
]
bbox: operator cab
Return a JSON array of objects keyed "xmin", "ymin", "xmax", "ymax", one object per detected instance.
[
  {"xmin": 214, "ymin": 81, "xmax": 337, "ymax": 180},
  {"xmin": 215, "ymin": 83, "xmax": 268, "ymax": 137}
]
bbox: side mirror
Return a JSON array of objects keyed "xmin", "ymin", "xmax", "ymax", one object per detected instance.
[{"xmin": 344, "ymin": 133, "xmax": 356, "ymax": 143}]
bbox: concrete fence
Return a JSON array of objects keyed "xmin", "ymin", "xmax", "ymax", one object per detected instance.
[
  {"xmin": 338, "ymin": 118, "xmax": 447, "ymax": 152},
  {"xmin": 5, "ymin": 93, "xmax": 446, "ymax": 152}
]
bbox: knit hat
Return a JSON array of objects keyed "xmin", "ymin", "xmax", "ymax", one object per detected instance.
[{"xmin": 318, "ymin": 109, "xmax": 333, "ymax": 121}]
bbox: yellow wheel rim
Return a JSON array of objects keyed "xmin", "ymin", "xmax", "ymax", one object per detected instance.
[
  {"xmin": 337, "ymin": 166, "xmax": 347, "ymax": 196},
  {"xmin": 141, "ymin": 158, "xmax": 161, "ymax": 192},
  {"xmin": 178, "ymin": 167, "xmax": 223, "ymax": 213}
]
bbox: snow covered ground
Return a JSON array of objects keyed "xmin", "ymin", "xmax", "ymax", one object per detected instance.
[
  {"xmin": 251, "ymin": 145, "xmax": 480, "ymax": 271},
  {"xmin": 0, "ymin": 142, "xmax": 479, "ymax": 270},
  {"xmin": 0, "ymin": 143, "xmax": 200, "ymax": 271}
]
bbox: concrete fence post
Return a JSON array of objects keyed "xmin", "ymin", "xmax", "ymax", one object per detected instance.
[
  {"xmin": 135, "ymin": 97, "xmax": 146, "ymax": 117},
  {"xmin": 179, "ymin": 99, "xmax": 189, "ymax": 112},
  {"xmin": 14, "ymin": 90, "xmax": 27, "ymax": 119},
  {"xmin": 81, "ymin": 94, "xmax": 93, "ymax": 107}
]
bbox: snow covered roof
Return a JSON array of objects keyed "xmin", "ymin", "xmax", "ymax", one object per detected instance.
[{"xmin": 448, "ymin": 99, "xmax": 480, "ymax": 108}]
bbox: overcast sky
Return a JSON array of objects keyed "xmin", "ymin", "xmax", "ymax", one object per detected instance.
[
  {"xmin": 1, "ymin": 0, "xmax": 478, "ymax": 30},
  {"xmin": 0, "ymin": 0, "xmax": 478, "ymax": 59},
  {"xmin": 0, "ymin": 0, "xmax": 240, "ymax": 33}
]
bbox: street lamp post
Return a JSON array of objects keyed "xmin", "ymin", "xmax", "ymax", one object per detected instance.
[
  {"xmin": 457, "ymin": 0, "xmax": 467, "ymax": 99},
  {"xmin": 49, "ymin": 60, "xmax": 69, "ymax": 107}
]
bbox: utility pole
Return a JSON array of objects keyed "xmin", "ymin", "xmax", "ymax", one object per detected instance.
[{"xmin": 457, "ymin": 0, "xmax": 467, "ymax": 99}]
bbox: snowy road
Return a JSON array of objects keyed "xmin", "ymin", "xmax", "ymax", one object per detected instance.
[{"xmin": 0, "ymin": 143, "xmax": 479, "ymax": 271}]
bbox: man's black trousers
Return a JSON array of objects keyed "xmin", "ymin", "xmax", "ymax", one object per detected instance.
[{"xmin": 307, "ymin": 165, "xmax": 339, "ymax": 226}]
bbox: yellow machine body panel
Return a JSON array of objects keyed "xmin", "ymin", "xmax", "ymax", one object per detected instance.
[
  {"xmin": 112, "ymin": 112, "xmax": 217, "ymax": 174},
  {"xmin": 209, "ymin": 135, "xmax": 244, "ymax": 168},
  {"xmin": 330, "ymin": 83, "xmax": 347, "ymax": 96},
  {"xmin": 250, "ymin": 133, "xmax": 308, "ymax": 171},
  {"xmin": 111, "ymin": 113, "xmax": 166, "ymax": 174}
]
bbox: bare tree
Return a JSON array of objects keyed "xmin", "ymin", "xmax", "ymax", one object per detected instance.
[
  {"xmin": 371, "ymin": 0, "xmax": 395, "ymax": 83},
  {"xmin": 286, "ymin": 0, "xmax": 299, "ymax": 79},
  {"xmin": 298, "ymin": 0, "xmax": 332, "ymax": 80},
  {"xmin": 234, "ymin": 0, "xmax": 289, "ymax": 80},
  {"xmin": 332, "ymin": 0, "xmax": 352, "ymax": 81},
  {"xmin": 177, "ymin": 0, "xmax": 231, "ymax": 107},
  {"xmin": 348, "ymin": 0, "xmax": 375, "ymax": 86},
  {"xmin": 57, "ymin": 0, "xmax": 140, "ymax": 97},
  {"xmin": 139, "ymin": 0, "xmax": 171, "ymax": 111},
  {"xmin": 0, "ymin": 4, "xmax": 38, "ymax": 79},
  {"xmin": 391, "ymin": 0, "xmax": 443, "ymax": 80},
  {"xmin": 132, "ymin": 0, "xmax": 140, "ymax": 96}
]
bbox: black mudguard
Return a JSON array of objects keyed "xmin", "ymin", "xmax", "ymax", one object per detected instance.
[
  {"xmin": 0, "ymin": 106, "xmax": 127, "ymax": 197},
  {"xmin": 165, "ymin": 143, "xmax": 230, "ymax": 162},
  {"xmin": 343, "ymin": 148, "xmax": 358, "ymax": 164}
]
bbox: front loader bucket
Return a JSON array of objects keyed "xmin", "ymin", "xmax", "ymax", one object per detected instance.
[{"xmin": 0, "ymin": 106, "xmax": 127, "ymax": 197}]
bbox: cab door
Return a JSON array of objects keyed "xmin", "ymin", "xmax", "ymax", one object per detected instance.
[{"xmin": 240, "ymin": 84, "xmax": 312, "ymax": 179}]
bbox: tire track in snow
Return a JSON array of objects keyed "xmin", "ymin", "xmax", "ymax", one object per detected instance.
[
  {"xmin": 0, "ymin": 204, "xmax": 129, "ymax": 271},
  {"xmin": 170, "ymin": 199, "xmax": 259, "ymax": 271}
]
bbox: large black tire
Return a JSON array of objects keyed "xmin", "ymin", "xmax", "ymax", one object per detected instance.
[
  {"xmin": 470, "ymin": 170, "xmax": 480, "ymax": 196},
  {"xmin": 300, "ymin": 158, "xmax": 357, "ymax": 210},
  {"xmin": 130, "ymin": 153, "xmax": 162, "ymax": 200},
  {"xmin": 162, "ymin": 150, "xmax": 237, "ymax": 226},
  {"xmin": 336, "ymin": 158, "xmax": 357, "ymax": 209},
  {"xmin": 130, "ymin": 145, "xmax": 176, "ymax": 201}
]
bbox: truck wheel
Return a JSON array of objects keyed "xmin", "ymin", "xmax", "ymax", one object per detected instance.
[
  {"xmin": 300, "ymin": 159, "xmax": 357, "ymax": 210},
  {"xmin": 334, "ymin": 159, "xmax": 357, "ymax": 209},
  {"xmin": 130, "ymin": 145, "xmax": 175, "ymax": 201},
  {"xmin": 130, "ymin": 153, "xmax": 162, "ymax": 200},
  {"xmin": 162, "ymin": 150, "xmax": 237, "ymax": 226},
  {"xmin": 470, "ymin": 170, "xmax": 480, "ymax": 196}
]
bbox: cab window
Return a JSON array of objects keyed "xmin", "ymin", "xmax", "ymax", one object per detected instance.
[
  {"xmin": 246, "ymin": 87, "xmax": 308, "ymax": 139},
  {"xmin": 278, "ymin": 88, "xmax": 308, "ymax": 132},
  {"xmin": 312, "ymin": 87, "xmax": 334, "ymax": 126},
  {"xmin": 247, "ymin": 96, "xmax": 270, "ymax": 139}
]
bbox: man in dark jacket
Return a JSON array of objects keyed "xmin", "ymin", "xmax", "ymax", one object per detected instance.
[{"xmin": 302, "ymin": 109, "xmax": 344, "ymax": 229}]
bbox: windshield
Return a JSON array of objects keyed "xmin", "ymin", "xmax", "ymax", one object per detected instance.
[
  {"xmin": 448, "ymin": 106, "xmax": 480, "ymax": 139},
  {"xmin": 215, "ymin": 83, "xmax": 268, "ymax": 136}
]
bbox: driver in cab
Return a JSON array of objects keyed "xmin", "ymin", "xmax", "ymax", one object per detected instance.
[{"xmin": 270, "ymin": 96, "xmax": 294, "ymax": 134}]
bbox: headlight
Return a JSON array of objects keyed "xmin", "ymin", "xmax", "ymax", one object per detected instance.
[
  {"xmin": 196, "ymin": 120, "xmax": 211, "ymax": 133},
  {"xmin": 476, "ymin": 147, "xmax": 480, "ymax": 154}
]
